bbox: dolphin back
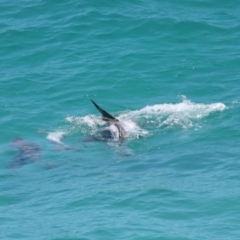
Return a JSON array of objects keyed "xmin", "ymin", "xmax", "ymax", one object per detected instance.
[{"xmin": 91, "ymin": 100, "xmax": 118, "ymax": 122}]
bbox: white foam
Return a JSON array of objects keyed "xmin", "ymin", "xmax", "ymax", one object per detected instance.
[
  {"xmin": 66, "ymin": 115, "xmax": 148, "ymax": 139},
  {"xmin": 119, "ymin": 119, "xmax": 148, "ymax": 138},
  {"xmin": 46, "ymin": 131, "xmax": 66, "ymax": 145},
  {"xmin": 66, "ymin": 115, "xmax": 105, "ymax": 128},
  {"xmin": 119, "ymin": 96, "xmax": 226, "ymax": 129},
  {"xmin": 65, "ymin": 96, "xmax": 227, "ymax": 138}
]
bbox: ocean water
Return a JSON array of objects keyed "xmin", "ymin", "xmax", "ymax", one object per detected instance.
[{"xmin": 1, "ymin": 0, "xmax": 240, "ymax": 239}]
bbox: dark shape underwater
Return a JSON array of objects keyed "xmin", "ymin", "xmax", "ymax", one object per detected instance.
[{"xmin": 9, "ymin": 138, "xmax": 40, "ymax": 167}]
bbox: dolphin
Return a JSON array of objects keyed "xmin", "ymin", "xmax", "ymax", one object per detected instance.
[
  {"xmin": 90, "ymin": 100, "xmax": 126, "ymax": 142},
  {"xmin": 9, "ymin": 138, "xmax": 40, "ymax": 167}
]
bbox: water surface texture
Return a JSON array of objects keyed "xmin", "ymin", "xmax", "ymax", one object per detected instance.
[{"xmin": 1, "ymin": 1, "xmax": 240, "ymax": 239}]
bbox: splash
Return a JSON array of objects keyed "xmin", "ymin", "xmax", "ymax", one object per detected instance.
[
  {"xmin": 66, "ymin": 115, "xmax": 148, "ymax": 139},
  {"xmin": 64, "ymin": 96, "xmax": 226, "ymax": 138},
  {"xmin": 119, "ymin": 96, "xmax": 226, "ymax": 129},
  {"xmin": 46, "ymin": 131, "xmax": 66, "ymax": 144},
  {"xmin": 66, "ymin": 115, "xmax": 105, "ymax": 128},
  {"xmin": 46, "ymin": 131, "xmax": 74, "ymax": 150}
]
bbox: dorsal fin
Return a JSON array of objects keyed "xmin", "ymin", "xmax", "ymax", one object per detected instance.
[{"xmin": 91, "ymin": 100, "xmax": 119, "ymax": 122}]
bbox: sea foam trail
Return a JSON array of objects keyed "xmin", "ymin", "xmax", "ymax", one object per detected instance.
[
  {"xmin": 65, "ymin": 97, "xmax": 226, "ymax": 137},
  {"xmin": 119, "ymin": 97, "xmax": 226, "ymax": 129}
]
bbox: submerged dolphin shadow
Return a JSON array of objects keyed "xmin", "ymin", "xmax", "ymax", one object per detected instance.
[
  {"xmin": 9, "ymin": 138, "xmax": 41, "ymax": 168},
  {"xmin": 9, "ymin": 138, "xmax": 60, "ymax": 169}
]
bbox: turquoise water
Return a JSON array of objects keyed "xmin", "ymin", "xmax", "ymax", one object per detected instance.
[{"xmin": 1, "ymin": 0, "xmax": 240, "ymax": 239}]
